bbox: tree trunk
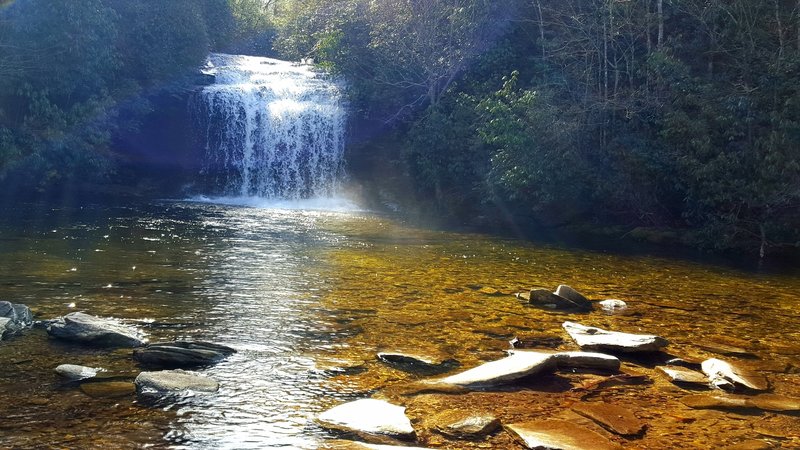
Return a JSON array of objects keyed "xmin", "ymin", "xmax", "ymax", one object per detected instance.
[
  {"xmin": 657, "ymin": 0, "xmax": 664, "ymax": 48},
  {"xmin": 535, "ymin": 0, "xmax": 546, "ymax": 59}
]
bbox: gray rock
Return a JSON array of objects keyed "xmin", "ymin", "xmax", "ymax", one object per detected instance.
[
  {"xmin": 656, "ymin": 365, "xmax": 708, "ymax": 385},
  {"xmin": 432, "ymin": 351, "xmax": 555, "ymax": 388},
  {"xmin": 134, "ymin": 369, "xmax": 219, "ymax": 398},
  {"xmin": 317, "ymin": 399, "xmax": 415, "ymax": 440},
  {"xmin": 0, "ymin": 317, "xmax": 11, "ymax": 340},
  {"xmin": 133, "ymin": 341, "xmax": 236, "ymax": 368},
  {"xmin": 377, "ymin": 352, "xmax": 458, "ymax": 375},
  {"xmin": 55, "ymin": 364, "xmax": 101, "ymax": 381},
  {"xmin": 47, "ymin": 312, "xmax": 145, "ymax": 347},
  {"xmin": 701, "ymin": 358, "xmax": 768, "ymax": 391},
  {"xmin": 598, "ymin": 299, "xmax": 628, "ymax": 313},
  {"xmin": 554, "ymin": 285, "xmax": 591, "ymax": 306},
  {"xmin": 528, "ymin": 289, "xmax": 591, "ymax": 311},
  {"xmin": 432, "ymin": 411, "xmax": 500, "ymax": 439},
  {"xmin": 553, "ymin": 351, "xmax": 621, "ymax": 372},
  {"xmin": 562, "ymin": 321, "xmax": 668, "ymax": 353},
  {"xmin": 0, "ymin": 301, "xmax": 33, "ymax": 338},
  {"xmin": 505, "ymin": 419, "xmax": 622, "ymax": 450}
]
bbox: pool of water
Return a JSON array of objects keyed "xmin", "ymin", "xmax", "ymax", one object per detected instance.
[{"xmin": 0, "ymin": 200, "xmax": 798, "ymax": 449}]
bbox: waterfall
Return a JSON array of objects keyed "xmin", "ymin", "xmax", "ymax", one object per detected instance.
[{"xmin": 194, "ymin": 53, "xmax": 346, "ymax": 199}]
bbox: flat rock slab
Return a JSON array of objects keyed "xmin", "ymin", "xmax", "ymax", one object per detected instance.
[
  {"xmin": 322, "ymin": 441, "xmax": 431, "ymax": 449},
  {"xmin": 55, "ymin": 364, "xmax": 100, "ymax": 381},
  {"xmin": 80, "ymin": 381, "xmax": 135, "ymax": 398},
  {"xmin": 571, "ymin": 403, "xmax": 646, "ymax": 436},
  {"xmin": 657, "ymin": 365, "xmax": 708, "ymax": 385},
  {"xmin": 747, "ymin": 394, "xmax": 800, "ymax": 412},
  {"xmin": 562, "ymin": 321, "xmax": 668, "ymax": 353},
  {"xmin": 701, "ymin": 358, "xmax": 768, "ymax": 391},
  {"xmin": 553, "ymin": 352, "xmax": 621, "ymax": 372},
  {"xmin": 377, "ymin": 352, "xmax": 458, "ymax": 375},
  {"xmin": 682, "ymin": 393, "xmax": 750, "ymax": 410},
  {"xmin": 135, "ymin": 369, "xmax": 219, "ymax": 398},
  {"xmin": 47, "ymin": 312, "xmax": 145, "ymax": 347},
  {"xmin": 318, "ymin": 399, "xmax": 415, "ymax": 440},
  {"xmin": 433, "ymin": 351, "xmax": 555, "ymax": 388},
  {"xmin": 133, "ymin": 341, "xmax": 236, "ymax": 368},
  {"xmin": 505, "ymin": 419, "xmax": 622, "ymax": 450},
  {"xmin": 431, "ymin": 410, "xmax": 500, "ymax": 439}
]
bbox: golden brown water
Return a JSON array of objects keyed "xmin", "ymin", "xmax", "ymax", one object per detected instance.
[{"xmin": 0, "ymin": 201, "xmax": 798, "ymax": 449}]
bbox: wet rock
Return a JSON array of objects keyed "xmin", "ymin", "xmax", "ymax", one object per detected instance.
[
  {"xmin": 562, "ymin": 321, "xmax": 668, "ymax": 353},
  {"xmin": 80, "ymin": 381, "xmax": 135, "ymax": 398},
  {"xmin": 723, "ymin": 440, "xmax": 773, "ymax": 450},
  {"xmin": 528, "ymin": 288, "xmax": 591, "ymax": 311},
  {"xmin": 747, "ymin": 394, "xmax": 800, "ymax": 412},
  {"xmin": 134, "ymin": 369, "xmax": 219, "ymax": 398},
  {"xmin": 431, "ymin": 410, "xmax": 500, "ymax": 439},
  {"xmin": 701, "ymin": 358, "xmax": 768, "ymax": 392},
  {"xmin": 571, "ymin": 403, "xmax": 646, "ymax": 436},
  {"xmin": 505, "ymin": 419, "xmax": 622, "ymax": 450},
  {"xmin": 698, "ymin": 342, "xmax": 758, "ymax": 358},
  {"xmin": 377, "ymin": 352, "xmax": 458, "ymax": 375},
  {"xmin": 133, "ymin": 341, "xmax": 236, "ymax": 368},
  {"xmin": 553, "ymin": 351, "xmax": 621, "ymax": 372},
  {"xmin": 317, "ymin": 399, "xmax": 415, "ymax": 440},
  {"xmin": 55, "ymin": 364, "xmax": 101, "ymax": 381},
  {"xmin": 681, "ymin": 393, "xmax": 749, "ymax": 410},
  {"xmin": 554, "ymin": 285, "xmax": 591, "ymax": 306},
  {"xmin": 656, "ymin": 365, "xmax": 708, "ymax": 386},
  {"xmin": 432, "ymin": 351, "xmax": 555, "ymax": 388},
  {"xmin": 0, "ymin": 301, "xmax": 33, "ymax": 338},
  {"xmin": 598, "ymin": 299, "xmax": 628, "ymax": 313},
  {"xmin": 509, "ymin": 335, "xmax": 564, "ymax": 349},
  {"xmin": 322, "ymin": 441, "xmax": 431, "ymax": 449},
  {"xmin": 47, "ymin": 312, "xmax": 145, "ymax": 347}
]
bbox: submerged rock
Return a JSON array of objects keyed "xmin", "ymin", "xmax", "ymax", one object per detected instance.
[
  {"xmin": 317, "ymin": 399, "xmax": 415, "ymax": 440},
  {"xmin": 80, "ymin": 381, "xmax": 135, "ymax": 398},
  {"xmin": 682, "ymin": 393, "xmax": 749, "ymax": 410},
  {"xmin": 377, "ymin": 352, "xmax": 458, "ymax": 375},
  {"xmin": 553, "ymin": 351, "xmax": 621, "ymax": 372},
  {"xmin": 432, "ymin": 351, "xmax": 555, "ymax": 388},
  {"xmin": 562, "ymin": 321, "xmax": 668, "ymax": 353},
  {"xmin": 133, "ymin": 341, "xmax": 236, "ymax": 368},
  {"xmin": 746, "ymin": 394, "xmax": 800, "ymax": 412},
  {"xmin": 47, "ymin": 312, "xmax": 145, "ymax": 347},
  {"xmin": 431, "ymin": 410, "xmax": 500, "ymax": 439},
  {"xmin": 322, "ymin": 441, "xmax": 431, "ymax": 449},
  {"xmin": 572, "ymin": 403, "xmax": 646, "ymax": 436},
  {"xmin": 55, "ymin": 364, "xmax": 101, "ymax": 381},
  {"xmin": 505, "ymin": 419, "xmax": 622, "ymax": 450},
  {"xmin": 701, "ymin": 358, "xmax": 768, "ymax": 392},
  {"xmin": 134, "ymin": 369, "xmax": 219, "ymax": 398},
  {"xmin": 656, "ymin": 365, "xmax": 708, "ymax": 386}
]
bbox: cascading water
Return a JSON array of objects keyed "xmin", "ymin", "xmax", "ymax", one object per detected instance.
[{"xmin": 194, "ymin": 53, "xmax": 346, "ymax": 199}]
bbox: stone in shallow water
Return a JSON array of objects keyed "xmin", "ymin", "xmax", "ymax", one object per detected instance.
[
  {"xmin": 656, "ymin": 365, "xmax": 708, "ymax": 386},
  {"xmin": 562, "ymin": 321, "xmax": 668, "ymax": 353},
  {"xmin": 47, "ymin": 312, "xmax": 145, "ymax": 347},
  {"xmin": 701, "ymin": 358, "xmax": 768, "ymax": 391},
  {"xmin": 722, "ymin": 440, "xmax": 774, "ymax": 450},
  {"xmin": 134, "ymin": 369, "xmax": 219, "ymax": 398},
  {"xmin": 433, "ymin": 351, "xmax": 555, "ymax": 388},
  {"xmin": 317, "ymin": 399, "xmax": 415, "ymax": 440},
  {"xmin": 747, "ymin": 394, "xmax": 800, "ymax": 412},
  {"xmin": 598, "ymin": 299, "xmax": 628, "ymax": 313},
  {"xmin": 528, "ymin": 288, "xmax": 591, "ymax": 311},
  {"xmin": 322, "ymin": 441, "xmax": 431, "ymax": 449},
  {"xmin": 133, "ymin": 341, "xmax": 236, "ymax": 368},
  {"xmin": 54, "ymin": 364, "xmax": 100, "ymax": 381},
  {"xmin": 553, "ymin": 351, "xmax": 621, "ymax": 372},
  {"xmin": 80, "ymin": 381, "xmax": 135, "ymax": 398},
  {"xmin": 505, "ymin": 419, "xmax": 622, "ymax": 450},
  {"xmin": 681, "ymin": 393, "xmax": 749, "ymax": 410},
  {"xmin": 431, "ymin": 410, "xmax": 500, "ymax": 439},
  {"xmin": 554, "ymin": 285, "xmax": 591, "ymax": 306},
  {"xmin": 377, "ymin": 352, "xmax": 458, "ymax": 375},
  {"xmin": 0, "ymin": 301, "xmax": 33, "ymax": 338},
  {"xmin": 571, "ymin": 402, "xmax": 646, "ymax": 436}
]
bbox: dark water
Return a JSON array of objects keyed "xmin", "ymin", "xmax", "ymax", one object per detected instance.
[{"xmin": 1, "ymin": 201, "xmax": 799, "ymax": 449}]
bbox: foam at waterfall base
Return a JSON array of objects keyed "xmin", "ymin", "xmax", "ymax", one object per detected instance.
[{"xmin": 186, "ymin": 195, "xmax": 363, "ymax": 212}]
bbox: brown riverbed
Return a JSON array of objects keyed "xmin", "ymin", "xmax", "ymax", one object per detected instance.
[{"xmin": 0, "ymin": 201, "xmax": 798, "ymax": 448}]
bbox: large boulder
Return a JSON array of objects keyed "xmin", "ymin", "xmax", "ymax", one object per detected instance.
[
  {"xmin": 562, "ymin": 321, "xmax": 668, "ymax": 353},
  {"xmin": 47, "ymin": 312, "xmax": 145, "ymax": 347},
  {"xmin": 0, "ymin": 301, "xmax": 33, "ymax": 339},
  {"xmin": 133, "ymin": 341, "xmax": 236, "ymax": 368},
  {"xmin": 134, "ymin": 369, "xmax": 219, "ymax": 398},
  {"xmin": 317, "ymin": 399, "xmax": 416, "ymax": 440},
  {"xmin": 432, "ymin": 351, "xmax": 555, "ymax": 388}
]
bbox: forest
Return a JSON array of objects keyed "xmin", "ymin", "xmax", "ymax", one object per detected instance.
[{"xmin": 1, "ymin": 0, "xmax": 799, "ymax": 257}]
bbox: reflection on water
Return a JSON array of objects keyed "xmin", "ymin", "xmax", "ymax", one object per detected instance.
[{"xmin": 0, "ymin": 201, "xmax": 799, "ymax": 449}]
